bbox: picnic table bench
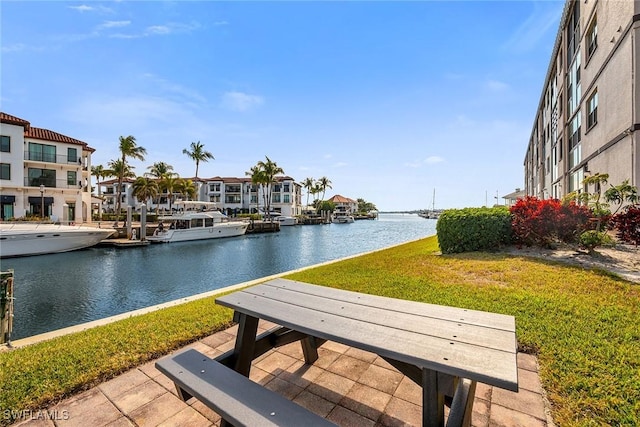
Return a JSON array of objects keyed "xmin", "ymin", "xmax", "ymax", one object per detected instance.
[{"xmin": 157, "ymin": 278, "xmax": 518, "ymax": 426}]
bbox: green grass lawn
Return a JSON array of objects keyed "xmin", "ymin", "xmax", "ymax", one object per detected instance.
[{"xmin": 1, "ymin": 235, "xmax": 638, "ymax": 426}]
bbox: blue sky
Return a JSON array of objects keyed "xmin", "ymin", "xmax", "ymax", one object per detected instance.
[{"xmin": 1, "ymin": 1, "xmax": 564, "ymax": 211}]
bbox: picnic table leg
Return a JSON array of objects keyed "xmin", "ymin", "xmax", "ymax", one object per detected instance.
[
  {"xmin": 423, "ymin": 368, "xmax": 444, "ymax": 427},
  {"xmin": 232, "ymin": 312, "xmax": 259, "ymax": 377}
]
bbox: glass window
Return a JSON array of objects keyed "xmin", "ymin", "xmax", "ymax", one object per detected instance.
[
  {"xmin": 283, "ymin": 183, "xmax": 290, "ymax": 193},
  {"xmin": 283, "ymin": 194, "xmax": 290, "ymax": 203},
  {"xmin": 209, "ymin": 183, "xmax": 221, "ymax": 192},
  {"xmin": 587, "ymin": 91, "xmax": 598, "ymax": 129},
  {"xmin": 587, "ymin": 17, "xmax": 597, "ymax": 59},
  {"xmin": 28, "ymin": 168, "xmax": 56, "ymax": 187},
  {"xmin": 67, "ymin": 171, "xmax": 77, "ymax": 186},
  {"xmin": 273, "ymin": 194, "xmax": 281, "ymax": 203},
  {"xmin": 0, "ymin": 136, "xmax": 10, "ymax": 152},
  {"xmin": 67, "ymin": 147, "xmax": 78, "ymax": 163},
  {"xmin": 29, "ymin": 143, "xmax": 57, "ymax": 162},
  {"xmin": 0, "ymin": 163, "xmax": 10, "ymax": 180}
]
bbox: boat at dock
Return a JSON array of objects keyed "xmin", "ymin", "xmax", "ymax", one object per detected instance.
[
  {"xmin": 0, "ymin": 223, "xmax": 116, "ymax": 258},
  {"xmin": 331, "ymin": 207, "xmax": 355, "ymax": 224},
  {"xmin": 146, "ymin": 201, "xmax": 249, "ymax": 243}
]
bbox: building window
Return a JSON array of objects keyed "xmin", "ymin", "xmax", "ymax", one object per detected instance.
[
  {"xmin": 28, "ymin": 168, "xmax": 56, "ymax": 187},
  {"xmin": 283, "ymin": 194, "xmax": 290, "ymax": 203},
  {"xmin": 1, "ymin": 136, "xmax": 10, "ymax": 152},
  {"xmin": 283, "ymin": 183, "xmax": 290, "ymax": 193},
  {"xmin": 67, "ymin": 147, "xmax": 78, "ymax": 163},
  {"xmin": 567, "ymin": 3, "xmax": 580, "ymax": 64},
  {"xmin": 28, "ymin": 142, "xmax": 57, "ymax": 163},
  {"xmin": 67, "ymin": 171, "xmax": 77, "ymax": 186},
  {"xmin": 0, "ymin": 163, "xmax": 10, "ymax": 180},
  {"xmin": 568, "ymin": 113, "xmax": 582, "ymax": 169},
  {"xmin": 209, "ymin": 183, "xmax": 221, "ymax": 192},
  {"xmin": 586, "ymin": 17, "xmax": 597, "ymax": 60},
  {"xmin": 567, "ymin": 52, "xmax": 581, "ymax": 116},
  {"xmin": 587, "ymin": 91, "xmax": 598, "ymax": 129}
]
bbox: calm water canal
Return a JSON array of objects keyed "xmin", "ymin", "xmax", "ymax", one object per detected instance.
[{"xmin": 2, "ymin": 214, "xmax": 436, "ymax": 340}]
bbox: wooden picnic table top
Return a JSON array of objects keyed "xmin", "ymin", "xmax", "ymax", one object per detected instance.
[{"xmin": 216, "ymin": 278, "xmax": 518, "ymax": 392}]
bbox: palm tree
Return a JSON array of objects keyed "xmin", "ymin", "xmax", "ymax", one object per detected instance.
[
  {"xmin": 183, "ymin": 141, "xmax": 214, "ymax": 200},
  {"xmin": 115, "ymin": 135, "xmax": 146, "ymax": 223},
  {"xmin": 159, "ymin": 175, "xmax": 180, "ymax": 212},
  {"xmin": 91, "ymin": 164, "xmax": 113, "ymax": 221},
  {"xmin": 108, "ymin": 158, "xmax": 135, "ymax": 221},
  {"xmin": 132, "ymin": 176, "xmax": 159, "ymax": 210},
  {"xmin": 246, "ymin": 165, "xmax": 267, "ymax": 215},
  {"xmin": 256, "ymin": 156, "xmax": 284, "ymax": 220},
  {"xmin": 146, "ymin": 161, "xmax": 175, "ymax": 179},
  {"xmin": 302, "ymin": 177, "xmax": 315, "ymax": 209},
  {"xmin": 318, "ymin": 176, "xmax": 332, "ymax": 201},
  {"xmin": 176, "ymin": 178, "xmax": 197, "ymax": 201}
]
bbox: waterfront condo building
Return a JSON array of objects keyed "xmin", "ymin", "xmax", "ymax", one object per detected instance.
[
  {"xmin": 0, "ymin": 112, "xmax": 95, "ymax": 223},
  {"xmin": 524, "ymin": 0, "xmax": 639, "ymax": 200}
]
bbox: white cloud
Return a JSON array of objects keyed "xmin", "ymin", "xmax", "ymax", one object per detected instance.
[
  {"xmin": 98, "ymin": 21, "xmax": 131, "ymax": 30},
  {"xmin": 220, "ymin": 91, "xmax": 264, "ymax": 112},
  {"xmin": 486, "ymin": 79, "xmax": 509, "ymax": 91},
  {"xmin": 425, "ymin": 156, "xmax": 444, "ymax": 164},
  {"xmin": 333, "ymin": 162, "xmax": 348, "ymax": 168},
  {"xmin": 502, "ymin": 2, "xmax": 562, "ymax": 53},
  {"xmin": 68, "ymin": 5, "xmax": 94, "ymax": 12}
]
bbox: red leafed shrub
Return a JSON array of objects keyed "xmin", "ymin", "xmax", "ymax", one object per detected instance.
[
  {"xmin": 609, "ymin": 205, "xmax": 640, "ymax": 246},
  {"xmin": 510, "ymin": 196, "xmax": 592, "ymax": 247}
]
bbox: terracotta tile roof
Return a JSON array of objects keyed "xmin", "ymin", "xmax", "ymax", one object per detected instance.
[
  {"xmin": 328, "ymin": 194, "xmax": 356, "ymax": 204},
  {"xmin": 25, "ymin": 127, "xmax": 95, "ymax": 152},
  {"xmin": 100, "ymin": 178, "xmax": 136, "ymax": 185},
  {"xmin": 0, "ymin": 112, "xmax": 31, "ymax": 130}
]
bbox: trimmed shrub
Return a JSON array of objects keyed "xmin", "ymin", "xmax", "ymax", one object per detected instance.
[
  {"xmin": 436, "ymin": 207, "xmax": 512, "ymax": 254},
  {"xmin": 510, "ymin": 196, "xmax": 591, "ymax": 247},
  {"xmin": 610, "ymin": 205, "xmax": 640, "ymax": 245}
]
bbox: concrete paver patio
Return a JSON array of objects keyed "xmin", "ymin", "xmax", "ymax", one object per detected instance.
[{"xmin": 13, "ymin": 320, "xmax": 554, "ymax": 427}]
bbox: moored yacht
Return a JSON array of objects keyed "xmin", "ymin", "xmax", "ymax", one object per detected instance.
[
  {"xmin": 147, "ymin": 201, "xmax": 248, "ymax": 243},
  {"xmin": 0, "ymin": 223, "xmax": 116, "ymax": 258}
]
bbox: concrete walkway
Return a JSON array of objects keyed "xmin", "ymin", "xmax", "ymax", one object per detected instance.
[{"xmin": 14, "ymin": 320, "xmax": 554, "ymax": 427}]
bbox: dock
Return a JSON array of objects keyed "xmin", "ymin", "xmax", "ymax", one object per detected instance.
[{"xmin": 97, "ymin": 238, "xmax": 150, "ymax": 248}]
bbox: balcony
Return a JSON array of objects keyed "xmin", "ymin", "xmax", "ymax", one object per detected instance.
[
  {"xmin": 24, "ymin": 152, "xmax": 82, "ymax": 165},
  {"xmin": 24, "ymin": 178, "xmax": 83, "ymax": 189}
]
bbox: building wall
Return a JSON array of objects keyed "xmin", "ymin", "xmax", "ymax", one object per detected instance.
[{"xmin": 524, "ymin": 0, "xmax": 640, "ymax": 200}]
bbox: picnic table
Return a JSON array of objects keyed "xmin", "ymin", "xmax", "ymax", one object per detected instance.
[{"xmin": 216, "ymin": 278, "xmax": 518, "ymax": 425}]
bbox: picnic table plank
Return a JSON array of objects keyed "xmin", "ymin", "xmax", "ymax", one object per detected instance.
[{"xmin": 241, "ymin": 281, "xmax": 515, "ymax": 352}]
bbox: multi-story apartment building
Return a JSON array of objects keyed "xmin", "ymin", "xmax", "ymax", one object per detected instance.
[
  {"xmin": 0, "ymin": 112, "xmax": 95, "ymax": 223},
  {"xmin": 98, "ymin": 175, "xmax": 303, "ymax": 217},
  {"xmin": 524, "ymin": 0, "xmax": 639, "ymax": 200}
]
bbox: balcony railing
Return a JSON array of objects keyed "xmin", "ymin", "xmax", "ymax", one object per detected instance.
[
  {"xmin": 24, "ymin": 152, "xmax": 83, "ymax": 165},
  {"xmin": 24, "ymin": 178, "xmax": 83, "ymax": 189}
]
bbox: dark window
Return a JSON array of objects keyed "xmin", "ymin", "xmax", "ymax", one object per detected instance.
[
  {"xmin": 0, "ymin": 163, "xmax": 10, "ymax": 180},
  {"xmin": 0, "ymin": 136, "xmax": 9, "ymax": 153},
  {"xmin": 28, "ymin": 168, "xmax": 56, "ymax": 187},
  {"xmin": 67, "ymin": 170, "xmax": 77, "ymax": 186},
  {"xmin": 28, "ymin": 143, "xmax": 57, "ymax": 162},
  {"xmin": 587, "ymin": 17, "xmax": 598, "ymax": 60},
  {"xmin": 67, "ymin": 147, "xmax": 78, "ymax": 163},
  {"xmin": 587, "ymin": 91, "xmax": 598, "ymax": 129}
]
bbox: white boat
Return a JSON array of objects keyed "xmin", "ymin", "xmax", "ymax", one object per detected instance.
[
  {"xmin": 147, "ymin": 201, "xmax": 248, "ymax": 243},
  {"xmin": 0, "ymin": 223, "xmax": 116, "ymax": 258},
  {"xmin": 332, "ymin": 207, "xmax": 355, "ymax": 224},
  {"xmin": 275, "ymin": 216, "xmax": 298, "ymax": 226}
]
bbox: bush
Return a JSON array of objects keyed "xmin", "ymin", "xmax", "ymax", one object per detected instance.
[
  {"xmin": 579, "ymin": 230, "xmax": 614, "ymax": 252},
  {"xmin": 436, "ymin": 207, "xmax": 512, "ymax": 254},
  {"xmin": 610, "ymin": 205, "xmax": 640, "ymax": 245},
  {"xmin": 510, "ymin": 196, "xmax": 591, "ymax": 247}
]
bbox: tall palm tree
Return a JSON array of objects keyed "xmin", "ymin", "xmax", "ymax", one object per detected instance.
[
  {"xmin": 256, "ymin": 156, "xmax": 284, "ymax": 220},
  {"xmin": 91, "ymin": 164, "xmax": 113, "ymax": 220},
  {"xmin": 318, "ymin": 176, "xmax": 332, "ymax": 201},
  {"xmin": 115, "ymin": 135, "xmax": 146, "ymax": 223},
  {"xmin": 132, "ymin": 176, "xmax": 159, "ymax": 210},
  {"xmin": 108, "ymin": 158, "xmax": 135, "ymax": 221},
  {"xmin": 302, "ymin": 177, "xmax": 315, "ymax": 209},
  {"xmin": 183, "ymin": 141, "xmax": 214, "ymax": 200},
  {"xmin": 246, "ymin": 165, "xmax": 267, "ymax": 215}
]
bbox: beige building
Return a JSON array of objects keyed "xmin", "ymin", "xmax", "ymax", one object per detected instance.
[
  {"xmin": 0, "ymin": 112, "xmax": 95, "ymax": 223},
  {"xmin": 524, "ymin": 0, "xmax": 639, "ymax": 200}
]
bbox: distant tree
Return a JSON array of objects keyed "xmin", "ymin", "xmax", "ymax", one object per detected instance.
[
  {"xmin": 159, "ymin": 176, "xmax": 180, "ymax": 212},
  {"xmin": 246, "ymin": 165, "xmax": 267, "ymax": 215},
  {"xmin": 132, "ymin": 176, "xmax": 159, "ymax": 209},
  {"xmin": 176, "ymin": 178, "xmax": 197, "ymax": 201},
  {"xmin": 91, "ymin": 164, "xmax": 113, "ymax": 221},
  {"xmin": 256, "ymin": 156, "xmax": 284, "ymax": 219},
  {"xmin": 115, "ymin": 135, "xmax": 146, "ymax": 224},
  {"xmin": 108, "ymin": 158, "xmax": 135, "ymax": 219},
  {"xmin": 146, "ymin": 161, "xmax": 176, "ymax": 179},
  {"xmin": 318, "ymin": 176, "xmax": 332, "ymax": 201},
  {"xmin": 302, "ymin": 177, "xmax": 315, "ymax": 208},
  {"xmin": 183, "ymin": 141, "xmax": 214, "ymax": 200},
  {"xmin": 357, "ymin": 198, "xmax": 377, "ymax": 213}
]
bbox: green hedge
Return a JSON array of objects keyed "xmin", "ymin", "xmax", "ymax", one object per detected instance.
[{"xmin": 436, "ymin": 207, "xmax": 512, "ymax": 254}]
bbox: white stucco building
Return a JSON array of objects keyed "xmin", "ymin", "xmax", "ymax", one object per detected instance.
[{"xmin": 0, "ymin": 112, "xmax": 95, "ymax": 223}]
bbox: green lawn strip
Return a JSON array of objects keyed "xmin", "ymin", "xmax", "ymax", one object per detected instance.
[{"xmin": 1, "ymin": 235, "xmax": 638, "ymax": 426}]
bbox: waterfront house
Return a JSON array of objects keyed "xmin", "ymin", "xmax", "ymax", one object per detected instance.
[
  {"xmin": 327, "ymin": 194, "xmax": 358, "ymax": 213},
  {"xmin": 524, "ymin": 0, "xmax": 639, "ymax": 200},
  {"xmin": 0, "ymin": 112, "xmax": 95, "ymax": 223}
]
